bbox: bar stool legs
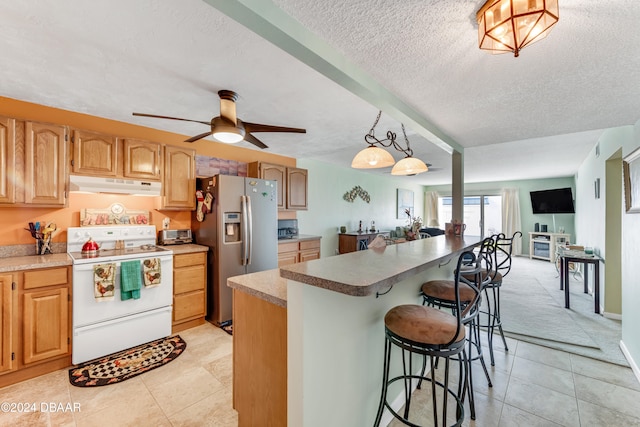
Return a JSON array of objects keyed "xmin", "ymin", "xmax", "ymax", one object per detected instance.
[
  {"xmin": 373, "ymin": 331, "xmax": 466, "ymax": 427},
  {"xmin": 374, "ymin": 251, "xmax": 482, "ymax": 426},
  {"xmin": 484, "ymin": 284, "xmax": 509, "ymax": 366}
]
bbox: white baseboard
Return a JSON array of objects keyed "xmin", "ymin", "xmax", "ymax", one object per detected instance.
[
  {"xmin": 603, "ymin": 311, "xmax": 622, "ymax": 320},
  {"xmin": 619, "ymin": 340, "xmax": 640, "ymax": 385}
]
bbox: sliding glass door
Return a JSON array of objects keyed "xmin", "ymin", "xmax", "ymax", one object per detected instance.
[{"xmin": 438, "ymin": 195, "xmax": 502, "ymax": 237}]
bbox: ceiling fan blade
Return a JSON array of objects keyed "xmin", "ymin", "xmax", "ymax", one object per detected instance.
[
  {"xmin": 185, "ymin": 131, "xmax": 213, "ymax": 143},
  {"xmin": 244, "ymin": 133, "xmax": 269, "ymax": 149},
  {"xmin": 242, "ymin": 121, "xmax": 306, "ymax": 134},
  {"xmin": 133, "ymin": 112, "xmax": 210, "ymax": 126}
]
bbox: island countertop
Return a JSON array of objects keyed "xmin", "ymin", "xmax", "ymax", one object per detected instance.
[
  {"xmin": 228, "ymin": 235, "xmax": 480, "ymax": 305},
  {"xmin": 279, "ymin": 234, "xmax": 482, "ymax": 297}
]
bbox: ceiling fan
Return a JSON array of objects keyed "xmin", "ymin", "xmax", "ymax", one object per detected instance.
[{"xmin": 132, "ymin": 90, "xmax": 306, "ymax": 149}]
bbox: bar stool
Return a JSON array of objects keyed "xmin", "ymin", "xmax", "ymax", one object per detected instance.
[
  {"xmin": 419, "ymin": 237, "xmax": 495, "ymax": 420},
  {"xmin": 373, "ymin": 250, "xmax": 482, "ymax": 427},
  {"xmin": 479, "ymin": 231, "xmax": 521, "ymax": 366}
]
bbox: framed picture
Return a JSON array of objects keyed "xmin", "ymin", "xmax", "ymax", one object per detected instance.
[
  {"xmin": 623, "ymin": 146, "xmax": 640, "ymax": 213},
  {"xmin": 397, "ymin": 188, "xmax": 414, "ymax": 219}
]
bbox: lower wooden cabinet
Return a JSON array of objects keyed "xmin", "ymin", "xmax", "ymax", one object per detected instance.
[
  {"xmin": 23, "ymin": 287, "xmax": 69, "ymax": 364},
  {"xmin": 277, "ymin": 238, "xmax": 320, "ymax": 267},
  {"xmin": 172, "ymin": 251, "xmax": 207, "ymax": 333},
  {"xmin": 0, "ymin": 266, "xmax": 71, "ymax": 388},
  {"xmin": 0, "ymin": 274, "xmax": 16, "ymax": 374},
  {"xmin": 338, "ymin": 232, "xmax": 390, "ymax": 254}
]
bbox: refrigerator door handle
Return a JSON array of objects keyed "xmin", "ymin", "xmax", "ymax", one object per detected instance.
[
  {"xmin": 246, "ymin": 195, "xmax": 253, "ymax": 265},
  {"xmin": 241, "ymin": 195, "xmax": 249, "ymax": 265}
]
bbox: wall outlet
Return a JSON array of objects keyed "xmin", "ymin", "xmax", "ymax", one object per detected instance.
[{"xmin": 162, "ymin": 218, "xmax": 170, "ymax": 230}]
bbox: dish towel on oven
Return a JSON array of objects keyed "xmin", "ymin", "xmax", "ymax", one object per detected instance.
[
  {"xmin": 93, "ymin": 263, "xmax": 115, "ymax": 302},
  {"xmin": 120, "ymin": 260, "xmax": 142, "ymax": 300},
  {"xmin": 142, "ymin": 257, "xmax": 161, "ymax": 288}
]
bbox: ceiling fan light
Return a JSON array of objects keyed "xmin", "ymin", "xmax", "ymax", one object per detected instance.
[
  {"xmin": 351, "ymin": 146, "xmax": 396, "ymax": 169},
  {"xmin": 212, "ymin": 116, "xmax": 245, "ymax": 143},
  {"xmin": 391, "ymin": 157, "xmax": 428, "ymax": 176},
  {"xmin": 213, "ymin": 131, "xmax": 245, "ymax": 143}
]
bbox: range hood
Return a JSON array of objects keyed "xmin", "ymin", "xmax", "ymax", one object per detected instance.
[{"xmin": 69, "ymin": 175, "xmax": 161, "ymax": 196}]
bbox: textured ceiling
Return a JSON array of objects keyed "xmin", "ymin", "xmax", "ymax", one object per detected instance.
[{"xmin": 1, "ymin": 0, "xmax": 639, "ymax": 185}]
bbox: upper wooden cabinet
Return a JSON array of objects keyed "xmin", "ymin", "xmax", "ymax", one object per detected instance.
[
  {"xmin": 71, "ymin": 129, "xmax": 118, "ymax": 177},
  {"xmin": 248, "ymin": 162, "xmax": 308, "ymax": 211},
  {"xmin": 287, "ymin": 167, "xmax": 308, "ymax": 210},
  {"xmin": 71, "ymin": 130, "xmax": 162, "ymax": 181},
  {"xmin": 0, "ymin": 117, "xmax": 16, "ymax": 204},
  {"xmin": 123, "ymin": 138, "xmax": 161, "ymax": 180},
  {"xmin": 0, "ymin": 117, "xmax": 67, "ymax": 207},
  {"xmin": 24, "ymin": 122, "xmax": 67, "ymax": 206},
  {"xmin": 162, "ymin": 145, "xmax": 196, "ymax": 210},
  {"xmin": 253, "ymin": 163, "xmax": 285, "ymax": 209}
]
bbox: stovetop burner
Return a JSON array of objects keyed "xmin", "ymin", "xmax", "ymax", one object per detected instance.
[{"xmin": 67, "ymin": 225, "xmax": 173, "ymax": 264}]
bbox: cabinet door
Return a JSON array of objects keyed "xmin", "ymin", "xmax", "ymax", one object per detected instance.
[
  {"xmin": 23, "ymin": 287, "xmax": 69, "ymax": 365},
  {"xmin": 0, "ymin": 275, "xmax": 15, "ymax": 373},
  {"xmin": 286, "ymin": 167, "xmax": 308, "ymax": 210},
  {"xmin": 123, "ymin": 139, "xmax": 161, "ymax": 180},
  {"xmin": 338, "ymin": 234, "xmax": 357, "ymax": 254},
  {"xmin": 72, "ymin": 129, "xmax": 118, "ymax": 176},
  {"xmin": 0, "ymin": 117, "xmax": 16, "ymax": 204},
  {"xmin": 24, "ymin": 122, "xmax": 67, "ymax": 206},
  {"xmin": 163, "ymin": 145, "xmax": 196, "ymax": 210},
  {"xmin": 260, "ymin": 163, "xmax": 286, "ymax": 210}
]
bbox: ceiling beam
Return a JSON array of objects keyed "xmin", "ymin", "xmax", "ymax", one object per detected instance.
[{"xmin": 201, "ymin": 0, "xmax": 463, "ymax": 155}]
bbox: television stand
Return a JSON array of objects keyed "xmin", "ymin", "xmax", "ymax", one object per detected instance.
[{"xmin": 529, "ymin": 232, "xmax": 570, "ymax": 262}]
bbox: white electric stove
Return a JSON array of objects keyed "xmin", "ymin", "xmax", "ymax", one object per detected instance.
[{"xmin": 67, "ymin": 225, "xmax": 174, "ymax": 364}]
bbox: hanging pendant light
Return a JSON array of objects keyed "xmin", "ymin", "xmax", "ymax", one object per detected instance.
[
  {"xmin": 351, "ymin": 111, "xmax": 429, "ymax": 176},
  {"xmin": 476, "ymin": 0, "xmax": 559, "ymax": 57},
  {"xmin": 351, "ymin": 146, "xmax": 396, "ymax": 168},
  {"xmin": 391, "ymin": 157, "xmax": 429, "ymax": 176}
]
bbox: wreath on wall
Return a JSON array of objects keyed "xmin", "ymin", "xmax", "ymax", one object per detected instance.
[{"xmin": 343, "ymin": 186, "xmax": 370, "ymax": 203}]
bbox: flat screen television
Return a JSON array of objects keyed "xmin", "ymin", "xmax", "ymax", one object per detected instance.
[{"xmin": 530, "ymin": 187, "xmax": 575, "ymax": 214}]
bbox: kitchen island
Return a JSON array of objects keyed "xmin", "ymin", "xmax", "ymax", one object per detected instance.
[{"xmin": 228, "ymin": 234, "xmax": 482, "ymax": 427}]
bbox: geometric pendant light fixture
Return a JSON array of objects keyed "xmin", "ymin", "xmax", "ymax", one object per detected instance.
[
  {"xmin": 351, "ymin": 111, "xmax": 428, "ymax": 176},
  {"xmin": 477, "ymin": 0, "xmax": 559, "ymax": 57}
]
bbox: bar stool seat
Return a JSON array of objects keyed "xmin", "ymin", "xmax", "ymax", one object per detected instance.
[
  {"xmin": 421, "ymin": 280, "xmax": 477, "ymax": 304},
  {"xmin": 385, "ymin": 304, "xmax": 465, "ymax": 346}
]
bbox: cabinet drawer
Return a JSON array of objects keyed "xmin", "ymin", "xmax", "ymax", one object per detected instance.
[
  {"xmin": 174, "ymin": 291, "xmax": 205, "ymax": 322},
  {"xmin": 174, "ymin": 252, "xmax": 206, "ymax": 268},
  {"xmin": 174, "ymin": 265, "xmax": 205, "ymax": 294},
  {"xmin": 277, "ymin": 252, "xmax": 298, "ymax": 267},
  {"xmin": 299, "ymin": 250, "xmax": 320, "ymax": 263},
  {"xmin": 300, "ymin": 239, "xmax": 320, "ymax": 250},
  {"xmin": 22, "ymin": 267, "xmax": 69, "ymax": 290},
  {"xmin": 278, "ymin": 242, "xmax": 298, "ymax": 253}
]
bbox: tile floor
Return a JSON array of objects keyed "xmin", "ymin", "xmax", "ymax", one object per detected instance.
[
  {"xmin": 0, "ymin": 324, "xmax": 237, "ymax": 427},
  {"xmin": 1, "ymin": 323, "xmax": 639, "ymax": 426},
  {"xmin": 387, "ymin": 334, "xmax": 640, "ymax": 426}
]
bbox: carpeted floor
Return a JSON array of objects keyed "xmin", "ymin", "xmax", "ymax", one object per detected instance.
[{"xmin": 495, "ymin": 256, "xmax": 627, "ymax": 366}]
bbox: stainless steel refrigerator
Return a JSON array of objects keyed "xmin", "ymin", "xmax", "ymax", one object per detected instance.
[{"xmin": 193, "ymin": 175, "xmax": 278, "ymax": 326}]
